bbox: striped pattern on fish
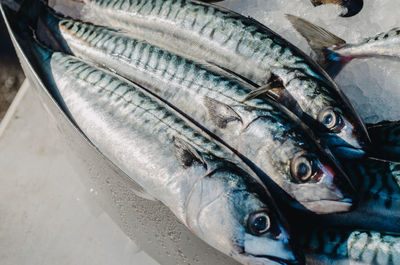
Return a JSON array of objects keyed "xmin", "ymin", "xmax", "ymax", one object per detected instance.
[
  {"xmin": 42, "ymin": 16, "xmax": 357, "ymax": 214},
  {"xmin": 77, "ymin": 0, "xmax": 369, "ymax": 157},
  {"xmin": 31, "ymin": 46, "xmax": 302, "ymax": 265},
  {"xmin": 302, "ymin": 229, "xmax": 400, "ymax": 265}
]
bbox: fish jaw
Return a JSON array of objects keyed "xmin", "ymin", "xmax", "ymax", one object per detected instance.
[
  {"xmin": 287, "ymin": 159, "xmax": 355, "ymax": 214},
  {"xmin": 301, "ymin": 199, "xmax": 353, "ymax": 214},
  {"xmin": 321, "ymin": 132, "xmax": 366, "ymax": 159},
  {"xmin": 319, "ymin": 114, "xmax": 369, "ymax": 159},
  {"xmin": 185, "ymin": 167, "xmax": 304, "ymax": 265},
  {"xmin": 240, "ymin": 228, "xmax": 305, "ymax": 265}
]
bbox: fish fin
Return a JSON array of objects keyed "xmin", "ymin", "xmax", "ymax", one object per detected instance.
[
  {"xmin": 203, "ymin": 97, "xmax": 242, "ymax": 128},
  {"xmin": 243, "ymin": 83, "xmax": 278, "ymax": 101},
  {"xmin": 173, "ymin": 137, "xmax": 206, "ymax": 168},
  {"xmin": 286, "ymin": 14, "xmax": 349, "ymax": 77}
]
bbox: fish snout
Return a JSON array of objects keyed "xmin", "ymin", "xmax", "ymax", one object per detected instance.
[{"xmin": 320, "ymin": 131, "xmax": 367, "ymax": 159}]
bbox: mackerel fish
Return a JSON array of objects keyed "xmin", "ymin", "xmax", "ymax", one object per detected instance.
[
  {"xmin": 26, "ymin": 38, "xmax": 304, "ymax": 264},
  {"xmin": 37, "ymin": 9, "xmax": 356, "ymax": 214},
  {"xmin": 64, "ymin": 0, "xmax": 370, "ymax": 159}
]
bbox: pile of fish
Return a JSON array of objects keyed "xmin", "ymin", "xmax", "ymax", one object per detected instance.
[{"xmin": 6, "ymin": 0, "xmax": 400, "ymax": 264}]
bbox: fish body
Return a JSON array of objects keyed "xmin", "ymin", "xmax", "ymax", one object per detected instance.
[
  {"xmin": 302, "ymin": 228, "xmax": 400, "ymax": 265},
  {"xmin": 71, "ymin": 0, "xmax": 369, "ymax": 159},
  {"xmin": 288, "ymin": 15, "xmax": 400, "ymax": 78},
  {"xmin": 29, "ymin": 40, "xmax": 303, "ymax": 264},
  {"xmin": 39, "ymin": 12, "xmax": 357, "ymax": 214}
]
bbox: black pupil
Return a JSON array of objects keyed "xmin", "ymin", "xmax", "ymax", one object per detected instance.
[
  {"xmin": 253, "ymin": 215, "xmax": 267, "ymax": 232},
  {"xmin": 323, "ymin": 113, "xmax": 334, "ymax": 126},
  {"xmin": 297, "ymin": 162, "xmax": 310, "ymax": 178}
]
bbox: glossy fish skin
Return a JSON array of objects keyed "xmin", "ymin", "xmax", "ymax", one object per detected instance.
[
  {"xmin": 40, "ymin": 12, "xmax": 358, "ymax": 214},
  {"xmin": 301, "ymin": 228, "xmax": 400, "ymax": 265},
  {"xmin": 73, "ymin": 0, "xmax": 369, "ymax": 159},
  {"xmin": 28, "ymin": 40, "xmax": 303, "ymax": 265},
  {"xmin": 334, "ymin": 29, "xmax": 400, "ymax": 59}
]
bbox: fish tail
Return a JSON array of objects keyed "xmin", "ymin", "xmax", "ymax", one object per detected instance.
[{"xmin": 286, "ymin": 14, "xmax": 350, "ymax": 78}]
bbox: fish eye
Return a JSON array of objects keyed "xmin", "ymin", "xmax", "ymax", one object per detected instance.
[
  {"xmin": 247, "ymin": 211, "xmax": 271, "ymax": 236},
  {"xmin": 318, "ymin": 107, "xmax": 343, "ymax": 132},
  {"xmin": 291, "ymin": 154, "xmax": 315, "ymax": 182}
]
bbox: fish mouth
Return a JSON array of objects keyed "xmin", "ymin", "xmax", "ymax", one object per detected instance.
[
  {"xmin": 320, "ymin": 133, "xmax": 366, "ymax": 158},
  {"xmin": 330, "ymin": 144, "xmax": 366, "ymax": 158},
  {"xmin": 300, "ymin": 198, "xmax": 353, "ymax": 214}
]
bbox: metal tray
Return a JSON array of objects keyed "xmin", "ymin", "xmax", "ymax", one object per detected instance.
[{"xmin": 0, "ymin": 4, "xmax": 241, "ymax": 265}]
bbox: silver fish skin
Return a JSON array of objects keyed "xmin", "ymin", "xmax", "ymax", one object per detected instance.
[
  {"xmin": 43, "ymin": 15, "xmax": 358, "ymax": 214},
  {"xmin": 72, "ymin": 0, "xmax": 369, "ymax": 159},
  {"xmin": 302, "ymin": 229, "xmax": 400, "ymax": 265},
  {"xmin": 30, "ymin": 44, "xmax": 303, "ymax": 265},
  {"xmin": 333, "ymin": 29, "xmax": 400, "ymax": 59}
]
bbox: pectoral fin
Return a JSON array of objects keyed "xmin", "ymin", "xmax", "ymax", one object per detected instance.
[
  {"xmin": 173, "ymin": 137, "xmax": 206, "ymax": 168},
  {"xmin": 203, "ymin": 97, "xmax": 242, "ymax": 128},
  {"xmin": 243, "ymin": 83, "xmax": 277, "ymax": 101}
]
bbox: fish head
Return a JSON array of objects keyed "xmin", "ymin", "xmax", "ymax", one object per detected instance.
[
  {"xmin": 304, "ymin": 81, "xmax": 370, "ymax": 159},
  {"xmin": 279, "ymin": 148, "xmax": 355, "ymax": 214},
  {"xmin": 315, "ymin": 104, "xmax": 369, "ymax": 158},
  {"xmin": 255, "ymin": 121, "xmax": 355, "ymax": 214},
  {"xmin": 185, "ymin": 165, "xmax": 304, "ymax": 265}
]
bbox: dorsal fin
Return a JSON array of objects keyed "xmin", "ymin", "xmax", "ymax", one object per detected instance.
[
  {"xmin": 286, "ymin": 14, "xmax": 351, "ymax": 77},
  {"xmin": 286, "ymin": 14, "xmax": 346, "ymax": 52},
  {"xmin": 173, "ymin": 137, "xmax": 206, "ymax": 168},
  {"xmin": 203, "ymin": 97, "xmax": 242, "ymax": 128}
]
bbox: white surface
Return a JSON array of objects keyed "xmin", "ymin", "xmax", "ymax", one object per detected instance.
[{"xmin": 0, "ymin": 80, "xmax": 160, "ymax": 265}]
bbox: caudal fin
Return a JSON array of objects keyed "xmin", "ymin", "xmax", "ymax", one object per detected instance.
[{"xmin": 286, "ymin": 14, "xmax": 349, "ymax": 78}]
